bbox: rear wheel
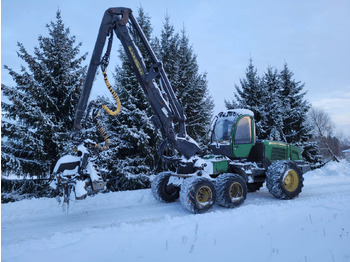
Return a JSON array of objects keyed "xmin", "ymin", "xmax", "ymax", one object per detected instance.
[
  {"xmin": 216, "ymin": 173, "xmax": 247, "ymax": 208},
  {"xmin": 266, "ymin": 161, "xmax": 304, "ymax": 199},
  {"xmin": 151, "ymin": 172, "xmax": 180, "ymax": 203},
  {"xmin": 180, "ymin": 176, "xmax": 216, "ymax": 214}
]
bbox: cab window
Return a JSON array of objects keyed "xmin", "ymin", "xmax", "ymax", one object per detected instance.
[
  {"xmin": 234, "ymin": 116, "xmax": 252, "ymax": 144},
  {"xmin": 212, "ymin": 118, "xmax": 234, "ymax": 142}
]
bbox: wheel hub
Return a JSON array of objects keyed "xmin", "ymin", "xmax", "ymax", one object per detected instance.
[
  {"xmin": 283, "ymin": 169, "xmax": 299, "ymax": 192},
  {"xmin": 196, "ymin": 186, "xmax": 212, "ymax": 206},
  {"xmin": 229, "ymin": 182, "xmax": 243, "ymax": 201}
]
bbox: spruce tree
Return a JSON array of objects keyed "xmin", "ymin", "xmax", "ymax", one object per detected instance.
[
  {"xmin": 279, "ymin": 63, "xmax": 311, "ymax": 143},
  {"xmin": 226, "ymin": 59, "xmax": 266, "ymax": 139},
  {"xmin": 90, "ymin": 96, "xmax": 154, "ymax": 191},
  {"xmin": 227, "ymin": 60, "xmax": 311, "ymax": 145},
  {"xmin": 261, "ymin": 66, "xmax": 284, "ymax": 141},
  {"xmin": 175, "ymin": 29, "xmax": 214, "ymax": 147},
  {"xmin": 155, "ymin": 20, "xmax": 214, "ymax": 148},
  {"xmin": 1, "ymin": 10, "xmax": 87, "ymax": 178},
  {"xmin": 156, "ymin": 15, "xmax": 180, "ymax": 86}
]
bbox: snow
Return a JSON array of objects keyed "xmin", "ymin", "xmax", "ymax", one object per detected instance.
[
  {"xmin": 86, "ymin": 161, "xmax": 100, "ymax": 182},
  {"xmin": 53, "ymin": 155, "xmax": 80, "ymax": 174},
  {"xmin": 230, "ymin": 108, "xmax": 254, "ymax": 117},
  {"xmin": 2, "ymin": 160, "xmax": 350, "ymax": 262},
  {"xmin": 74, "ymin": 180, "xmax": 87, "ymax": 198}
]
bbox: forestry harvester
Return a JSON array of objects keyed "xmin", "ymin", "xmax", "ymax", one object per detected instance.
[{"xmin": 52, "ymin": 7, "xmax": 310, "ymax": 213}]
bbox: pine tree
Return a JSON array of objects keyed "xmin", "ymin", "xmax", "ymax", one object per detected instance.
[
  {"xmin": 226, "ymin": 59, "xmax": 266, "ymax": 139},
  {"xmin": 155, "ymin": 20, "xmax": 214, "ymax": 148},
  {"xmin": 261, "ymin": 66, "xmax": 284, "ymax": 141},
  {"xmin": 89, "ymin": 96, "xmax": 154, "ymax": 191},
  {"xmin": 175, "ymin": 28, "xmax": 214, "ymax": 147},
  {"xmin": 227, "ymin": 60, "xmax": 311, "ymax": 145},
  {"xmin": 156, "ymin": 15, "xmax": 180, "ymax": 85},
  {"xmin": 1, "ymin": 10, "xmax": 87, "ymax": 178},
  {"xmin": 279, "ymin": 63, "xmax": 311, "ymax": 143}
]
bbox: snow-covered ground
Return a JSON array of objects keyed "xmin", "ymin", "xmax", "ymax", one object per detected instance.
[{"xmin": 2, "ymin": 160, "xmax": 350, "ymax": 262}]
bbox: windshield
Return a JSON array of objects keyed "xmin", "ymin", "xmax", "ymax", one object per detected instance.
[{"xmin": 212, "ymin": 117, "xmax": 236, "ymax": 142}]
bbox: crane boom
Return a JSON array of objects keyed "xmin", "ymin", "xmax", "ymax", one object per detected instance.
[{"xmin": 74, "ymin": 7, "xmax": 200, "ymax": 159}]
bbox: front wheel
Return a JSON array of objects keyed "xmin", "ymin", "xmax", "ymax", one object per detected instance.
[
  {"xmin": 151, "ymin": 172, "xmax": 180, "ymax": 203},
  {"xmin": 266, "ymin": 161, "xmax": 304, "ymax": 199},
  {"xmin": 180, "ymin": 176, "xmax": 216, "ymax": 214}
]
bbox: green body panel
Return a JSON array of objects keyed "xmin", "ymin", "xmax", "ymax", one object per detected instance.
[
  {"xmin": 213, "ymin": 159, "xmax": 229, "ymax": 174},
  {"xmin": 203, "ymin": 155, "xmax": 229, "ymax": 174},
  {"xmin": 289, "ymin": 144, "xmax": 303, "ymax": 160},
  {"xmin": 233, "ymin": 144, "xmax": 253, "ymax": 158},
  {"xmin": 263, "ymin": 141, "xmax": 303, "ymax": 161}
]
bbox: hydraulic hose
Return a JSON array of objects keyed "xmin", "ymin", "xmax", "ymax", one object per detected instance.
[{"xmin": 101, "ymin": 70, "xmax": 122, "ymax": 116}]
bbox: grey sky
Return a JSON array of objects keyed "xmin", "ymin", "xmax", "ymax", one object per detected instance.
[{"xmin": 2, "ymin": 0, "xmax": 350, "ymax": 135}]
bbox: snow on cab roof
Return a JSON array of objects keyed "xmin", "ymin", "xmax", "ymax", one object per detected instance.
[{"xmin": 219, "ymin": 109, "xmax": 254, "ymax": 117}]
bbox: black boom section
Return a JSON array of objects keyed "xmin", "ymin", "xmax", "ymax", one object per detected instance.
[
  {"xmin": 74, "ymin": 8, "xmax": 200, "ymax": 159},
  {"xmin": 74, "ymin": 8, "xmax": 126, "ymax": 130}
]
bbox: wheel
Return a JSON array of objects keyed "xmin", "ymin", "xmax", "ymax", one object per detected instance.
[
  {"xmin": 151, "ymin": 172, "xmax": 180, "ymax": 203},
  {"xmin": 216, "ymin": 173, "xmax": 247, "ymax": 208},
  {"xmin": 247, "ymin": 182, "xmax": 264, "ymax": 192},
  {"xmin": 180, "ymin": 176, "xmax": 216, "ymax": 214},
  {"xmin": 266, "ymin": 160, "xmax": 304, "ymax": 199}
]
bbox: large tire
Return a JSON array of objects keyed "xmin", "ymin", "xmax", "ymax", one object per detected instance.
[
  {"xmin": 151, "ymin": 172, "xmax": 180, "ymax": 203},
  {"xmin": 180, "ymin": 176, "xmax": 216, "ymax": 214},
  {"xmin": 266, "ymin": 161, "xmax": 304, "ymax": 200},
  {"xmin": 216, "ymin": 173, "xmax": 247, "ymax": 208}
]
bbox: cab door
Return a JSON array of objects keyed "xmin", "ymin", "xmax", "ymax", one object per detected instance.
[{"xmin": 232, "ymin": 116, "xmax": 255, "ymax": 158}]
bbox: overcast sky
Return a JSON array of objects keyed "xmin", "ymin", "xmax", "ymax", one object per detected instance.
[{"xmin": 2, "ymin": 0, "xmax": 350, "ymax": 136}]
